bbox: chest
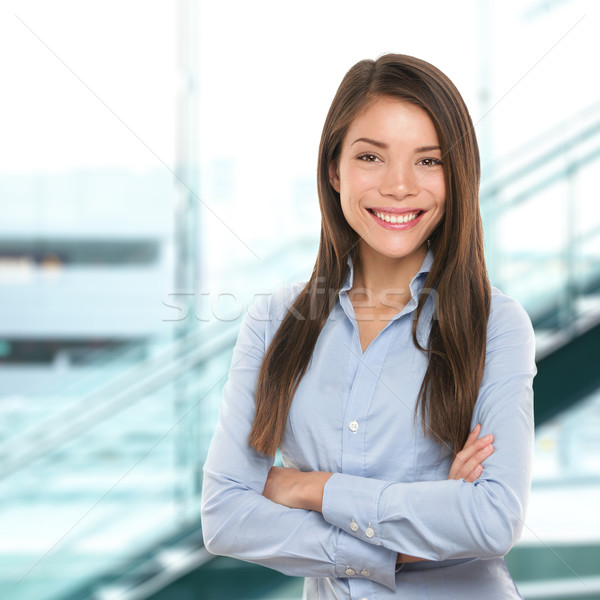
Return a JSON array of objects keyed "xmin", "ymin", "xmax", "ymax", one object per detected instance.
[
  {"xmin": 280, "ymin": 309, "xmax": 451, "ymax": 481},
  {"xmin": 354, "ymin": 311, "xmax": 397, "ymax": 353},
  {"xmin": 352, "ymin": 295, "xmax": 411, "ymax": 354}
]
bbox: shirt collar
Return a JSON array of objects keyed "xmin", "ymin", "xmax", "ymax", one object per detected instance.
[{"xmin": 339, "ymin": 248, "xmax": 434, "ymax": 296}]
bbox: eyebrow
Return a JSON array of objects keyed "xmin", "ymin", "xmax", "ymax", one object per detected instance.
[{"xmin": 351, "ymin": 137, "xmax": 441, "ymax": 153}]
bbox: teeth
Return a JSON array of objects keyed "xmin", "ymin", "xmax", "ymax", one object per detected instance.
[{"xmin": 373, "ymin": 210, "xmax": 419, "ymax": 224}]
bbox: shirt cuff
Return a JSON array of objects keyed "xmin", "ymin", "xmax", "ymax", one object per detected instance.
[
  {"xmin": 334, "ymin": 529, "xmax": 397, "ymax": 591},
  {"xmin": 322, "ymin": 472, "xmax": 391, "ymax": 546}
]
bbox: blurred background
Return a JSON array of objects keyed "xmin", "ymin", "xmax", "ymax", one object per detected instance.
[{"xmin": 0, "ymin": 0, "xmax": 599, "ymax": 598}]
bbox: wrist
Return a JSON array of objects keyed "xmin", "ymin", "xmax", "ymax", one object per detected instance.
[{"xmin": 301, "ymin": 471, "xmax": 333, "ymax": 512}]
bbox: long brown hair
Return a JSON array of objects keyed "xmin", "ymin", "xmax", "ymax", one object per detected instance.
[{"xmin": 249, "ymin": 54, "xmax": 490, "ymax": 457}]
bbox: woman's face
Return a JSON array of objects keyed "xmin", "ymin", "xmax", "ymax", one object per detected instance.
[{"xmin": 329, "ymin": 96, "xmax": 446, "ymax": 263}]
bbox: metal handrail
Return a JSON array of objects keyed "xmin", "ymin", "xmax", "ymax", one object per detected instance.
[
  {"xmin": 7, "ymin": 100, "xmax": 600, "ymax": 475},
  {"xmin": 482, "ymin": 98, "xmax": 600, "ymax": 175},
  {"xmin": 480, "ymin": 101, "xmax": 600, "ymax": 201},
  {"xmin": 3, "ymin": 107, "xmax": 600, "ymax": 600},
  {"xmin": 482, "ymin": 144, "xmax": 600, "ymax": 210},
  {"xmin": 0, "ymin": 321, "xmax": 241, "ymax": 479},
  {"xmin": 0, "ymin": 237, "xmax": 317, "ymax": 478}
]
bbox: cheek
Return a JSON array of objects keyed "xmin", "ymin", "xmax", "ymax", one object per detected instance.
[
  {"xmin": 438, "ymin": 179, "xmax": 447, "ymax": 200},
  {"xmin": 433, "ymin": 193, "xmax": 446, "ymax": 217},
  {"xmin": 339, "ymin": 167, "xmax": 373, "ymax": 206},
  {"xmin": 429, "ymin": 176, "xmax": 446, "ymax": 210},
  {"xmin": 424, "ymin": 175, "xmax": 446, "ymax": 227},
  {"xmin": 430, "ymin": 194, "xmax": 446, "ymax": 230},
  {"xmin": 423, "ymin": 170, "xmax": 445, "ymax": 194},
  {"xmin": 339, "ymin": 195, "xmax": 356, "ymax": 229},
  {"xmin": 339, "ymin": 188, "xmax": 367, "ymax": 235},
  {"xmin": 436, "ymin": 189, "xmax": 446, "ymax": 211}
]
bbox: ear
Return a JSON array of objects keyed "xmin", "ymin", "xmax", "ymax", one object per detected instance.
[{"xmin": 328, "ymin": 160, "xmax": 341, "ymax": 193}]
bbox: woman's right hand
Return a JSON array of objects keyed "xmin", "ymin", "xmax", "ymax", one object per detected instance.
[{"xmin": 447, "ymin": 423, "xmax": 494, "ymax": 482}]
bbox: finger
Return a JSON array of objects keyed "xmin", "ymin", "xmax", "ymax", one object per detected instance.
[
  {"xmin": 459, "ymin": 444, "xmax": 495, "ymax": 478},
  {"xmin": 469, "ymin": 429, "xmax": 493, "ymax": 451},
  {"xmin": 452, "ymin": 441, "xmax": 494, "ymax": 479},
  {"xmin": 464, "ymin": 432, "xmax": 493, "ymax": 456},
  {"xmin": 472, "ymin": 443, "xmax": 495, "ymax": 467},
  {"xmin": 462, "ymin": 424, "xmax": 481, "ymax": 450},
  {"xmin": 461, "ymin": 425, "xmax": 492, "ymax": 454},
  {"xmin": 455, "ymin": 433, "xmax": 493, "ymax": 468},
  {"xmin": 467, "ymin": 423, "xmax": 481, "ymax": 443},
  {"xmin": 464, "ymin": 464, "xmax": 483, "ymax": 483}
]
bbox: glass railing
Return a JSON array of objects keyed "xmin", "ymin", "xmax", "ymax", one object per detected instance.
[
  {"xmin": 2, "ymin": 101, "xmax": 600, "ymax": 600},
  {"xmin": 0, "ymin": 324, "xmax": 237, "ymax": 600},
  {"xmin": 0, "ymin": 241, "xmax": 317, "ymax": 600},
  {"xmin": 0, "ymin": 342, "xmax": 152, "ymax": 448},
  {"xmin": 480, "ymin": 101, "xmax": 600, "ymax": 348},
  {"xmin": 480, "ymin": 102, "xmax": 600, "ymax": 599},
  {"xmin": 505, "ymin": 385, "xmax": 600, "ymax": 600}
]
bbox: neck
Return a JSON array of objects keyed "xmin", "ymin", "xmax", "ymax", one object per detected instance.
[{"xmin": 352, "ymin": 241, "xmax": 428, "ymax": 298}]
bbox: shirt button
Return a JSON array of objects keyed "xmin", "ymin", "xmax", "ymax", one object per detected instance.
[
  {"xmin": 360, "ymin": 569, "xmax": 371, "ymax": 577},
  {"xmin": 345, "ymin": 566, "xmax": 356, "ymax": 576},
  {"xmin": 365, "ymin": 526, "xmax": 375, "ymax": 538},
  {"xmin": 350, "ymin": 519, "xmax": 359, "ymax": 532},
  {"xmin": 349, "ymin": 420, "xmax": 359, "ymax": 433}
]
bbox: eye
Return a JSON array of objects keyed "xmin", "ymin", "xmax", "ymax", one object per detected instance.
[
  {"xmin": 418, "ymin": 158, "xmax": 443, "ymax": 167},
  {"xmin": 357, "ymin": 153, "xmax": 381, "ymax": 163}
]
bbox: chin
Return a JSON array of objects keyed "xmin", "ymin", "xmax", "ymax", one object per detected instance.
[{"xmin": 363, "ymin": 236, "xmax": 427, "ymax": 259}]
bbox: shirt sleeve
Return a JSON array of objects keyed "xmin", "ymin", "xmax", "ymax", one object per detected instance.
[
  {"xmin": 321, "ymin": 292, "xmax": 537, "ymax": 561},
  {"xmin": 200, "ymin": 292, "xmax": 398, "ymax": 590}
]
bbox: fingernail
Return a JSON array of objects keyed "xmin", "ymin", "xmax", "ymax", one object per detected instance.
[{"xmin": 483, "ymin": 434, "xmax": 492, "ymax": 442}]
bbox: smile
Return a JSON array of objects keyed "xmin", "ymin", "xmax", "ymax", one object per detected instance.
[
  {"xmin": 366, "ymin": 208, "xmax": 425, "ymax": 230},
  {"xmin": 370, "ymin": 209, "xmax": 421, "ymax": 224}
]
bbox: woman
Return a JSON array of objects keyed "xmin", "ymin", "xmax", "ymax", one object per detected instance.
[{"xmin": 201, "ymin": 54, "xmax": 536, "ymax": 599}]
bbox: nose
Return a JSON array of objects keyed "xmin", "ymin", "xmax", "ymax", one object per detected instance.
[{"xmin": 380, "ymin": 162, "xmax": 419, "ymax": 199}]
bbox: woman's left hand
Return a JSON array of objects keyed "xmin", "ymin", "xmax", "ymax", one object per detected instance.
[
  {"xmin": 267, "ymin": 428, "xmax": 494, "ymax": 565},
  {"xmin": 447, "ymin": 423, "xmax": 494, "ymax": 482},
  {"xmin": 263, "ymin": 466, "xmax": 333, "ymax": 513},
  {"xmin": 397, "ymin": 425, "xmax": 494, "ymax": 566}
]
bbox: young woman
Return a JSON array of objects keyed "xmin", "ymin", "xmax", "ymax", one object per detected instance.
[{"xmin": 201, "ymin": 54, "xmax": 536, "ymax": 599}]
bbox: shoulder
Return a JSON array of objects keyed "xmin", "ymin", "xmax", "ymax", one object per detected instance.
[
  {"xmin": 246, "ymin": 280, "xmax": 306, "ymax": 319},
  {"xmin": 486, "ymin": 286, "xmax": 536, "ymax": 361},
  {"xmin": 232, "ymin": 280, "xmax": 307, "ymax": 356},
  {"xmin": 488, "ymin": 287, "xmax": 534, "ymax": 337},
  {"xmin": 243, "ymin": 280, "xmax": 308, "ymax": 342}
]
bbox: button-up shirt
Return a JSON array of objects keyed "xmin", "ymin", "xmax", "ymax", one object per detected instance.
[{"xmin": 201, "ymin": 251, "xmax": 536, "ymax": 599}]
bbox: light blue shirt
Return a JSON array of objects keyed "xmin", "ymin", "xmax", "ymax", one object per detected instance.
[{"xmin": 201, "ymin": 251, "xmax": 536, "ymax": 599}]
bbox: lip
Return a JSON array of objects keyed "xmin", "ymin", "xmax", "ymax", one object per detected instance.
[
  {"xmin": 368, "ymin": 206, "xmax": 422, "ymax": 215},
  {"xmin": 367, "ymin": 208, "xmax": 425, "ymax": 230}
]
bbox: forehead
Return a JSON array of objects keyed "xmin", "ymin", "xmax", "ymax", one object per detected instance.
[{"xmin": 344, "ymin": 97, "xmax": 439, "ymax": 147}]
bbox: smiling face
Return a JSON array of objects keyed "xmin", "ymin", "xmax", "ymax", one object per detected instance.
[{"xmin": 329, "ymin": 96, "xmax": 446, "ymax": 266}]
